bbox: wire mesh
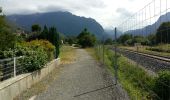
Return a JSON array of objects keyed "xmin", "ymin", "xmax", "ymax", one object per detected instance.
[{"xmin": 116, "ymin": 0, "xmax": 170, "ymax": 99}]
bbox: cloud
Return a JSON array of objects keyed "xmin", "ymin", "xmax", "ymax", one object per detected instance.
[
  {"xmin": 0, "ymin": 0, "xmax": 153, "ymax": 29},
  {"xmin": 116, "ymin": 8, "xmax": 132, "ymax": 17}
]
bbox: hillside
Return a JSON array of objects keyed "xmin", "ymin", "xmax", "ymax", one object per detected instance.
[
  {"xmin": 7, "ymin": 12, "xmax": 104, "ymax": 38},
  {"xmin": 126, "ymin": 12, "xmax": 170, "ymax": 36}
]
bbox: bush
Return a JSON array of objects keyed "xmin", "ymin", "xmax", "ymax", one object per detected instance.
[
  {"xmin": 77, "ymin": 28, "xmax": 96, "ymax": 48},
  {"xmin": 20, "ymin": 47, "xmax": 48, "ymax": 72},
  {"xmin": 152, "ymin": 71, "xmax": 170, "ymax": 100},
  {"xmin": 14, "ymin": 40, "xmax": 55, "ymax": 72},
  {"xmin": 26, "ymin": 40, "xmax": 55, "ymax": 61}
]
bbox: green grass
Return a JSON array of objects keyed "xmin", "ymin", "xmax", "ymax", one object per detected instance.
[{"xmin": 87, "ymin": 46, "xmax": 155, "ymax": 100}]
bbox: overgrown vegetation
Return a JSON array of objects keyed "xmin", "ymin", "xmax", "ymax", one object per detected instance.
[{"xmin": 87, "ymin": 46, "xmax": 170, "ymax": 100}]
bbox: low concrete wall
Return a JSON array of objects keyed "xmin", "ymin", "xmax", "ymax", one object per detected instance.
[{"xmin": 0, "ymin": 58, "xmax": 60, "ymax": 100}]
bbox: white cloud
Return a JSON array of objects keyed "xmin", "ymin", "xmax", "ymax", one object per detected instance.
[{"xmin": 0, "ymin": 0, "xmax": 157, "ymax": 29}]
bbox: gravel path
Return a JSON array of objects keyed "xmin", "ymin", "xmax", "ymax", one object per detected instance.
[{"xmin": 35, "ymin": 49, "xmax": 129, "ymax": 100}]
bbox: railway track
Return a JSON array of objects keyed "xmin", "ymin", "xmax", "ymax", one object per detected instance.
[
  {"xmin": 120, "ymin": 48, "xmax": 170, "ymax": 63},
  {"xmin": 112, "ymin": 47, "xmax": 170, "ymax": 72}
]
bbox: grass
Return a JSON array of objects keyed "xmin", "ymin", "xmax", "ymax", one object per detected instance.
[
  {"xmin": 87, "ymin": 46, "xmax": 155, "ymax": 100},
  {"xmin": 60, "ymin": 45, "xmax": 76, "ymax": 64},
  {"xmin": 85, "ymin": 48, "xmax": 100, "ymax": 61}
]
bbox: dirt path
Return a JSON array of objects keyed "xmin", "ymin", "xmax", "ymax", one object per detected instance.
[{"xmin": 35, "ymin": 49, "xmax": 129, "ymax": 100}]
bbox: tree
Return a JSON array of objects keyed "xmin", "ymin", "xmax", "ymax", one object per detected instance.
[
  {"xmin": 104, "ymin": 38, "xmax": 113, "ymax": 45},
  {"xmin": 147, "ymin": 34, "xmax": 156, "ymax": 45},
  {"xmin": 40, "ymin": 25, "xmax": 48, "ymax": 39},
  {"xmin": 77, "ymin": 28, "xmax": 96, "ymax": 48},
  {"xmin": 118, "ymin": 34, "xmax": 132, "ymax": 44},
  {"xmin": 31, "ymin": 24, "xmax": 41, "ymax": 32},
  {"xmin": 27, "ymin": 24, "xmax": 42, "ymax": 41},
  {"xmin": 48, "ymin": 27, "xmax": 60, "ymax": 58},
  {"xmin": 0, "ymin": 28, "xmax": 16, "ymax": 51},
  {"xmin": 0, "ymin": 16, "xmax": 16, "ymax": 51},
  {"xmin": 156, "ymin": 22, "xmax": 170, "ymax": 44}
]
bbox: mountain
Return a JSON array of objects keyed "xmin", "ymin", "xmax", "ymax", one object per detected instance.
[
  {"xmin": 104, "ymin": 29, "xmax": 123, "ymax": 40},
  {"xmin": 7, "ymin": 12, "xmax": 104, "ymax": 38},
  {"xmin": 126, "ymin": 12, "xmax": 170, "ymax": 36}
]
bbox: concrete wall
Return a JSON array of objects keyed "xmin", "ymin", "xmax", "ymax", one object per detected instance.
[{"xmin": 0, "ymin": 58, "xmax": 60, "ymax": 100}]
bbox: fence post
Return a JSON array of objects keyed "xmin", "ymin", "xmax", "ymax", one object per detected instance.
[
  {"xmin": 114, "ymin": 27, "xmax": 118, "ymax": 85},
  {"xmin": 14, "ymin": 57, "xmax": 16, "ymax": 77}
]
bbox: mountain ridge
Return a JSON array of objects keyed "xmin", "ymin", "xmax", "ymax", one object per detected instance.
[{"xmin": 7, "ymin": 11, "xmax": 104, "ymax": 38}]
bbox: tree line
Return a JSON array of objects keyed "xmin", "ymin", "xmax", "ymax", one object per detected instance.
[{"xmin": 117, "ymin": 22, "xmax": 170, "ymax": 46}]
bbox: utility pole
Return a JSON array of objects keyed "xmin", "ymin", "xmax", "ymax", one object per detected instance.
[{"xmin": 114, "ymin": 27, "xmax": 118, "ymax": 85}]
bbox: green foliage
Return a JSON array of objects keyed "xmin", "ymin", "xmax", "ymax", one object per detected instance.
[
  {"xmin": 48, "ymin": 27, "xmax": 60, "ymax": 58},
  {"xmin": 16, "ymin": 40, "xmax": 55, "ymax": 72},
  {"xmin": 40, "ymin": 25, "xmax": 48, "ymax": 40},
  {"xmin": 20, "ymin": 47, "xmax": 48, "ymax": 72},
  {"xmin": 152, "ymin": 71, "xmax": 170, "ymax": 100},
  {"xmin": 66, "ymin": 36, "xmax": 77, "ymax": 45},
  {"xmin": 0, "ymin": 40, "xmax": 55, "ymax": 72},
  {"xmin": 0, "ymin": 16, "xmax": 16, "ymax": 51},
  {"xmin": 104, "ymin": 38, "xmax": 113, "ymax": 45},
  {"xmin": 156, "ymin": 22, "xmax": 170, "ymax": 44},
  {"xmin": 147, "ymin": 34, "xmax": 156, "ymax": 45},
  {"xmin": 31, "ymin": 24, "xmax": 41, "ymax": 32},
  {"xmin": 28, "ymin": 25, "xmax": 60, "ymax": 58},
  {"xmin": 26, "ymin": 40, "xmax": 55, "ymax": 61},
  {"xmin": 118, "ymin": 34, "xmax": 150, "ymax": 45},
  {"xmin": 118, "ymin": 34, "xmax": 132, "ymax": 44},
  {"xmin": 77, "ymin": 28, "xmax": 96, "ymax": 48}
]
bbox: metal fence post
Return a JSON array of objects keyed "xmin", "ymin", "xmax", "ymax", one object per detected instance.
[
  {"xmin": 114, "ymin": 27, "xmax": 118, "ymax": 85},
  {"xmin": 14, "ymin": 57, "xmax": 16, "ymax": 77}
]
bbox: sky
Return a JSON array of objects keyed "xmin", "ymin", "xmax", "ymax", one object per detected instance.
[{"xmin": 0, "ymin": 0, "xmax": 159, "ymax": 29}]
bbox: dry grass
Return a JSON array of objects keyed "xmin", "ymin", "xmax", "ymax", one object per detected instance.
[
  {"xmin": 60, "ymin": 46, "xmax": 77, "ymax": 64},
  {"xmin": 85, "ymin": 48, "xmax": 97, "ymax": 59}
]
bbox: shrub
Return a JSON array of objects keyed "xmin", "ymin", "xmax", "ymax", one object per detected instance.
[
  {"xmin": 152, "ymin": 71, "xmax": 170, "ymax": 100},
  {"xmin": 0, "ymin": 40, "xmax": 55, "ymax": 72},
  {"xmin": 77, "ymin": 28, "xmax": 96, "ymax": 48},
  {"xmin": 26, "ymin": 40, "xmax": 55, "ymax": 61},
  {"xmin": 20, "ymin": 47, "xmax": 48, "ymax": 72}
]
